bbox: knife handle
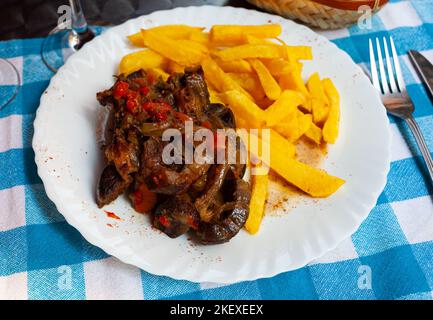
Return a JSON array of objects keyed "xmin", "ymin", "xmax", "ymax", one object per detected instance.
[{"xmin": 406, "ymin": 116, "xmax": 433, "ymax": 184}]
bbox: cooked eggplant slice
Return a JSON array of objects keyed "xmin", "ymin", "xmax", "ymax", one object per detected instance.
[
  {"xmin": 195, "ymin": 169, "xmax": 251, "ymax": 244},
  {"xmin": 153, "ymin": 196, "xmax": 200, "ymax": 238},
  {"xmin": 96, "ymin": 164, "xmax": 131, "ymax": 208},
  {"xmin": 96, "ymin": 67, "xmax": 251, "ymax": 244}
]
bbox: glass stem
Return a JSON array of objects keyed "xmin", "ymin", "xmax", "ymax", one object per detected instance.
[{"xmin": 69, "ymin": 0, "xmax": 88, "ymax": 34}]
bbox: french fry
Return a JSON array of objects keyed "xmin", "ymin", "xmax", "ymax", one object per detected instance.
[
  {"xmin": 234, "ymin": 116, "xmax": 250, "ymax": 130},
  {"xmin": 215, "ymin": 58, "xmax": 253, "ymax": 73},
  {"xmin": 216, "ymin": 44, "xmax": 282, "ymax": 61},
  {"xmin": 299, "ymin": 97, "xmax": 312, "ymax": 114},
  {"xmin": 228, "ymin": 72, "xmax": 266, "ymax": 101},
  {"xmin": 177, "ymin": 40, "xmax": 209, "ymax": 54},
  {"xmin": 201, "ymin": 58, "xmax": 226, "ymax": 90},
  {"xmin": 269, "ymin": 150, "xmax": 344, "ymax": 197},
  {"xmin": 286, "ymin": 46, "xmax": 313, "ymax": 61},
  {"xmin": 249, "ymin": 58, "xmax": 281, "ymax": 100},
  {"xmin": 278, "ymin": 70, "xmax": 309, "ymax": 106},
  {"xmin": 275, "ymin": 38, "xmax": 313, "ymax": 62},
  {"xmin": 322, "ymin": 78, "xmax": 340, "ymax": 144},
  {"xmin": 140, "ymin": 29, "xmax": 206, "ymax": 66},
  {"xmin": 261, "ymin": 58, "xmax": 292, "ymax": 76},
  {"xmin": 307, "ymin": 72, "xmax": 330, "ymax": 125},
  {"xmin": 304, "ymin": 122, "xmax": 323, "ymax": 144},
  {"xmin": 307, "ymin": 73, "xmax": 329, "ymax": 100},
  {"xmin": 201, "ymin": 58, "xmax": 254, "ymax": 100},
  {"xmin": 267, "ymin": 128, "xmax": 296, "ymax": 159},
  {"xmin": 283, "ymin": 112, "xmax": 312, "ymax": 143},
  {"xmin": 210, "ymin": 24, "xmax": 282, "ymax": 44},
  {"xmin": 278, "ymin": 69, "xmax": 311, "ymax": 112},
  {"xmin": 256, "ymin": 97, "xmax": 274, "ymax": 109},
  {"xmin": 149, "ymin": 25, "xmax": 205, "ymax": 37},
  {"xmin": 166, "ymin": 60, "xmax": 185, "ymax": 74},
  {"xmin": 271, "ymin": 113, "xmax": 298, "ymax": 141},
  {"xmin": 274, "ymin": 43, "xmax": 306, "ymax": 77},
  {"xmin": 245, "ymin": 172, "xmax": 269, "ymax": 234},
  {"xmin": 261, "ymin": 59, "xmax": 302, "ymax": 77},
  {"xmin": 218, "ymin": 90, "xmax": 266, "ymax": 129},
  {"xmin": 240, "ymin": 128, "xmax": 296, "ymax": 168},
  {"xmin": 188, "ymin": 32, "xmax": 211, "ymax": 45},
  {"xmin": 118, "ymin": 49, "xmax": 167, "ymax": 75},
  {"xmin": 272, "ymin": 46, "xmax": 308, "ymax": 60},
  {"xmin": 244, "ymin": 37, "xmax": 311, "ymax": 61},
  {"xmin": 264, "ymin": 90, "xmax": 304, "ymax": 127},
  {"xmin": 271, "ymin": 111, "xmax": 311, "ymax": 142},
  {"xmin": 254, "ymin": 128, "xmax": 296, "ymax": 159},
  {"xmin": 208, "ymin": 87, "xmax": 225, "ymax": 104},
  {"xmin": 245, "ymin": 129, "xmax": 344, "ymax": 197},
  {"xmin": 127, "ymin": 32, "xmax": 145, "ymax": 47},
  {"xmin": 128, "ymin": 25, "xmax": 205, "ymax": 46},
  {"xmin": 295, "ymin": 113, "xmax": 313, "ymax": 141},
  {"xmin": 244, "ymin": 34, "xmax": 277, "ymax": 46},
  {"xmin": 147, "ymin": 68, "xmax": 170, "ymax": 81}
]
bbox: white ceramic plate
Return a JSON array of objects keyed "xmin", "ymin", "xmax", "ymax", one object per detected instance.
[{"xmin": 33, "ymin": 6, "xmax": 390, "ymax": 283}]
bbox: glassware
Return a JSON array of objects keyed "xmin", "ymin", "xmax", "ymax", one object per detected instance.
[
  {"xmin": 41, "ymin": 0, "xmax": 95, "ymax": 72},
  {"xmin": 0, "ymin": 58, "xmax": 20, "ymax": 111}
]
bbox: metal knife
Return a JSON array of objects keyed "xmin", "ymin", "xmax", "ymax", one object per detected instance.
[{"xmin": 408, "ymin": 50, "xmax": 433, "ymax": 100}]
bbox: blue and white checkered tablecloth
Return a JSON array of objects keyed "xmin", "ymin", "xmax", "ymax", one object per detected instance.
[{"xmin": 1, "ymin": 0, "xmax": 433, "ymax": 300}]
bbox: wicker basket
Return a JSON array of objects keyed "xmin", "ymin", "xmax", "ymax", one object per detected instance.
[{"xmin": 247, "ymin": 0, "xmax": 388, "ymax": 29}]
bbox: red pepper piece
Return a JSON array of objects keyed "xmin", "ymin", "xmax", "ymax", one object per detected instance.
[
  {"xmin": 201, "ymin": 121, "xmax": 212, "ymax": 129},
  {"xmin": 126, "ymin": 99, "xmax": 138, "ymax": 114},
  {"xmin": 132, "ymin": 183, "xmax": 157, "ymax": 214},
  {"xmin": 158, "ymin": 215, "xmax": 170, "ymax": 227},
  {"xmin": 113, "ymin": 81, "xmax": 129, "ymax": 98},
  {"xmin": 139, "ymin": 86, "xmax": 150, "ymax": 96},
  {"xmin": 126, "ymin": 90, "xmax": 138, "ymax": 100}
]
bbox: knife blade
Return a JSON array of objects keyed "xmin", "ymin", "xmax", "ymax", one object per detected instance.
[{"xmin": 408, "ymin": 50, "xmax": 433, "ymax": 100}]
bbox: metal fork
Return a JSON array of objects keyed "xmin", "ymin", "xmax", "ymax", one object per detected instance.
[{"xmin": 369, "ymin": 36, "xmax": 433, "ymax": 183}]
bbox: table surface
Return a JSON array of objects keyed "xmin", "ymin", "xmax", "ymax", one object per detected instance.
[{"xmin": 0, "ymin": 0, "xmax": 433, "ymax": 300}]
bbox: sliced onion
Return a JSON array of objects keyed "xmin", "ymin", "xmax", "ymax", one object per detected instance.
[{"xmin": 139, "ymin": 122, "xmax": 170, "ymax": 136}]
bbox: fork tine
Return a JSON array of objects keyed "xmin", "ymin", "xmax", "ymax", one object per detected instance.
[
  {"xmin": 389, "ymin": 36, "xmax": 405, "ymax": 92},
  {"xmin": 376, "ymin": 37, "xmax": 389, "ymax": 94},
  {"xmin": 369, "ymin": 39, "xmax": 381, "ymax": 92},
  {"xmin": 383, "ymin": 37, "xmax": 398, "ymax": 93}
]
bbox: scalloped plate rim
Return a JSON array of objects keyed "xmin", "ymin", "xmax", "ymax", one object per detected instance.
[{"xmin": 33, "ymin": 6, "xmax": 391, "ymax": 283}]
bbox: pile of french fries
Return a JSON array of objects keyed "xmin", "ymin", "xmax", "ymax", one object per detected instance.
[{"xmin": 119, "ymin": 24, "xmax": 345, "ymax": 235}]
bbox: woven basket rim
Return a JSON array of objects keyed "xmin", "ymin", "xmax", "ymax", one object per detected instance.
[
  {"xmin": 247, "ymin": 0, "xmax": 389, "ymax": 29},
  {"xmin": 310, "ymin": 0, "xmax": 388, "ymax": 11}
]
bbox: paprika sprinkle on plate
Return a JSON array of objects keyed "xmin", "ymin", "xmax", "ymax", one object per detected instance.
[{"xmin": 104, "ymin": 210, "xmax": 121, "ymax": 220}]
